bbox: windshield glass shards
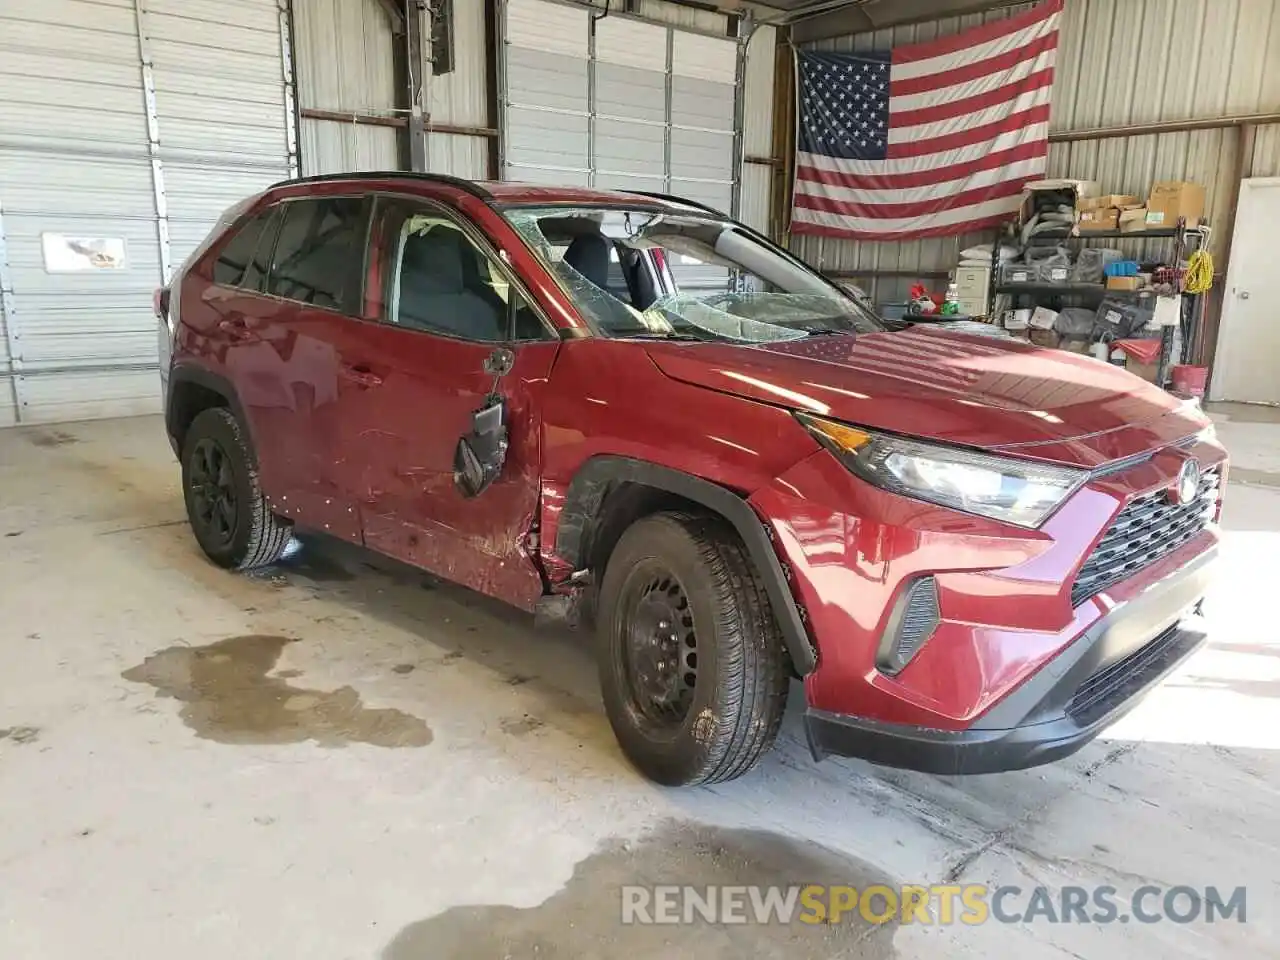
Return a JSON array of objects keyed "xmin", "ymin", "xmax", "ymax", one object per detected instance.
[{"xmin": 501, "ymin": 206, "xmax": 885, "ymax": 343}]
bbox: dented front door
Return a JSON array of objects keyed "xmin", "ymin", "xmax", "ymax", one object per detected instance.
[{"xmin": 339, "ymin": 328, "xmax": 556, "ymax": 609}]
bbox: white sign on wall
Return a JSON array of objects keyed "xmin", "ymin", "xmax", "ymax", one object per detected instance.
[{"xmin": 41, "ymin": 234, "xmax": 128, "ymax": 272}]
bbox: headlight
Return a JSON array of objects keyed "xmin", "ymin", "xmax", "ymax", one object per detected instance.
[{"xmin": 798, "ymin": 414, "xmax": 1088, "ymax": 529}]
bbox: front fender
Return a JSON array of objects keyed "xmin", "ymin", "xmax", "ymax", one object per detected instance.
[{"xmin": 550, "ymin": 455, "xmax": 817, "ymax": 675}]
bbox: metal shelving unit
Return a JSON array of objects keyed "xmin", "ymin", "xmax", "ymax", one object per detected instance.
[{"xmin": 986, "ymin": 219, "xmax": 1210, "ymax": 387}]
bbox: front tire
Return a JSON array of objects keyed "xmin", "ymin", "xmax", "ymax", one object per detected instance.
[
  {"xmin": 181, "ymin": 407, "xmax": 292, "ymax": 570},
  {"xmin": 597, "ymin": 511, "xmax": 790, "ymax": 786}
]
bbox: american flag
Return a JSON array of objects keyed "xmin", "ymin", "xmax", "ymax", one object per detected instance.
[{"xmin": 791, "ymin": 0, "xmax": 1062, "ymax": 241}]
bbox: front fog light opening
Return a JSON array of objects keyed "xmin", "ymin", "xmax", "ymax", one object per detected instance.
[{"xmin": 878, "ymin": 576, "xmax": 940, "ymax": 675}]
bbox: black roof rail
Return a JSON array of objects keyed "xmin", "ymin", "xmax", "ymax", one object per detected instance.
[
  {"xmin": 269, "ymin": 171, "xmax": 494, "ymax": 202},
  {"xmin": 623, "ymin": 190, "xmax": 726, "ymax": 217}
]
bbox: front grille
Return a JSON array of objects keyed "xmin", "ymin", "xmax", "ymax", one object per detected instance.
[
  {"xmin": 1066, "ymin": 623, "xmax": 1183, "ymax": 726},
  {"xmin": 1071, "ymin": 468, "xmax": 1219, "ymax": 607}
]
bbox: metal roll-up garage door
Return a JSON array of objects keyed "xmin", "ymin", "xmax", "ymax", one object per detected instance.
[
  {"xmin": 669, "ymin": 31, "xmax": 737, "ymax": 214},
  {"xmin": 591, "ymin": 15, "xmax": 668, "ymax": 196},
  {"xmin": 0, "ymin": 0, "xmax": 295, "ymax": 425},
  {"xmin": 500, "ymin": 0, "xmax": 741, "ymax": 221},
  {"xmin": 501, "ymin": 0, "xmax": 591, "ymax": 186},
  {"xmin": 147, "ymin": 0, "xmax": 297, "ymax": 270}
]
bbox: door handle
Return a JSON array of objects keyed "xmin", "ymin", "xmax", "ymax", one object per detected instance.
[
  {"xmin": 340, "ymin": 364, "xmax": 383, "ymax": 388},
  {"xmin": 218, "ymin": 318, "xmax": 257, "ymax": 342}
]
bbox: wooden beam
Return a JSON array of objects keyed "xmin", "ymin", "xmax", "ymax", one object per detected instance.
[
  {"xmin": 300, "ymin": 107, "xmax": 405, "ymax": 129},
  {"xmin": 1049, "ymin": 112, "xmax": 1280, "ymax": 143},
  {"xmin": 299, "ymin": 108, "xmax": 499, "ymax": 140}
]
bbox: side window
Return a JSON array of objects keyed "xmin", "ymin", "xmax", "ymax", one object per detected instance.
[
  {"xmin": 212, "ymin": 209, "xmax": 274, "ymax": 287},
  {"xmin": 267, "ymin": 197, "xmax": 367, "ymax": 312},
  {"xmin": 370, "ymin": 199, "xmax": 547, "ymax": 342},
  {"xmin": 240, "ymin": 207, "xmax": 282, "ymax": 293}
]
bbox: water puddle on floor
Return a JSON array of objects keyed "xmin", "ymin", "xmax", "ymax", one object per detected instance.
[
  {"xmin": 382, "ymin": 820, "xmax": 898, "ymax": 959},
  {"xmin": 122, "ymin": 635, "xmax": 432, "ymax": 748},
  {"xmin": 0, "ymin": 726, "xmax": 40, "ymax": 745},
  {"xmin": 25, "ymin": 429, "xmax": 79, "ymax": 447}
]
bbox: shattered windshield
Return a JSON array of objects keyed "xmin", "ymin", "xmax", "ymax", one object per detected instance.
[{"xmin": 501, "ymin": 206, "xmax": 884, "ymax": 342}]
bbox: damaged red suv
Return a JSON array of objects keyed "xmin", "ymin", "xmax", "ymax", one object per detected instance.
[{"xmin": 158, "ymin": 173, "xmax": 1225, "ymax": 785}]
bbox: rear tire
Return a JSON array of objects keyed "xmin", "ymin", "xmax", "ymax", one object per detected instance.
[
  {"xmin": 181, "ymin": 407, "xmax": 292, "ymax": 570},
  {"xmin": 596, "ymin": 511, "xmax": 790, "ymax": 786}
]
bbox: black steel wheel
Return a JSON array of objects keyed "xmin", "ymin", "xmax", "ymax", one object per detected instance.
[
  {"xmin": 187, "ymin": 436, "xmax": 238, "ymax": 550},
  {"xmin": 597, "ymin": 511, "xmax": 790, "ymax": 786},
  {"xmin": 618, "ymin": 562, "xmax": 700, "ymax": 727},
  {"xmin": 181, "ymin": 407, "xmax": 292, "ymax": 570}
]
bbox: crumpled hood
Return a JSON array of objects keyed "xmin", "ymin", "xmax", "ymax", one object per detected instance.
[{"xmin": 644, "ymin": 328, "xmax": 1205, "ymax": 466}]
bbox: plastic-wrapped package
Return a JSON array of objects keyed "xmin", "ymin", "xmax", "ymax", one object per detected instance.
[
  {"xmin": 1024, "ymin": 244, "xmax": 1070, "ymax": 263},
  {"xmin": 1024, "ymin": 245, "xmax": 1072, "ymax": 283},
  {"xmin": 1055, "ymin": 307, "xmax": 1096, "ymax": 337},
  {"xmin": 960, "ymin": 244, "xmax": 1020, "ymax": 263},
  {"xmin": 1093, "ymin": 296, "xmax": 1155, "ymax": 339},
  {"xmin": 1071, "ymin": 248, "xmax": 1123, "ymax": 283},
  {"xmin": 999, "ymin": 262, "xmax": 1037, "ymax": 285}
]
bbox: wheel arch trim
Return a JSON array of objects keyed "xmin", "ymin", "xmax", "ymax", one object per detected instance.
[
  {"xmin": 554, "ymin": 455, "xmax": 817, "ymax": 675},
  {"xmin": 167, "ymin": 364, "xmax": 255, "ymax": 462}
]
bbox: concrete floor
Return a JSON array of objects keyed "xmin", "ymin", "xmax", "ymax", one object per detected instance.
[{"xmin": 1, "ymin": 405, "xmax": 1278, "ymax": 959}]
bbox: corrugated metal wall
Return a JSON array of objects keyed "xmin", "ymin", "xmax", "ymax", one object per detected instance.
[
  {"xmin": 1253, "ymin": 123, "xmax": 1280, "ymax": 177},
  {"xmin": 795, "ymin": 0, "xmax": 1280, "ymax": 304},
  {"xmin": 0, "ymin": 0, "xmax": 292, "ymax": 425},
  {"xmin": 425, "ymin": 0, "xmax": 492, "ymax": 179},
  {"xmin": 294, "ymin": 0, "xmax": 401, "ymax": 174}
]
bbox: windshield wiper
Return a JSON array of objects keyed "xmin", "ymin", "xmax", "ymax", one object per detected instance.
[
  {"xmin": 614, "ymin": 331, "xmax": 706, "ymax": 342},
  {"xmin": 804, "ymin": 328, "xmax": 854, "ymax": 337}
]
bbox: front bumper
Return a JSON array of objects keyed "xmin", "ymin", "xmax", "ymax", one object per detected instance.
[{"xmin": 804, "ymin": 545, "xmax": 1217, "ymax": 775}]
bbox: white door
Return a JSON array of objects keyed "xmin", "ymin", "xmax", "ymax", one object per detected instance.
[{"xmin": 1211, "ymin": 178, "xmax": 1280, "ymax": 404}]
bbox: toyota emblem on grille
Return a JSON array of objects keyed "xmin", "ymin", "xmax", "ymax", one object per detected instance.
[{"xmin": 1171, "ymin": 458, "xmax": 1201, "ymax": 505}]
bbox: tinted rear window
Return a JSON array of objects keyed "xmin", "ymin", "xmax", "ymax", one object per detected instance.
[
  {"xmin": 267, "ymin": 197, "xmax": 367, "ymax": 312},
  {"xmin": 240, "ymin": 207, "xmax": 282, "ymax": 293},
  {"xmin": 212, "ymin": 209, "xmax": 275, "ymax": 287}
]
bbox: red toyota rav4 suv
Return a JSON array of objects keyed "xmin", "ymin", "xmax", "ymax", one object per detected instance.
[{"xmin": 158, "ymin": 173, "xmax": 1225, "ymax": 785}]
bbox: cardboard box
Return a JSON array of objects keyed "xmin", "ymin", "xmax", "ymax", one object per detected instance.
[
  {"xmin": 1026, "ymin": 178, "xmax": 1099, "ymax": 199},
  {"xmin": 1020, "ymin": 179, "xmax": 1099, "ymax": 224},
  {"xmin": 1029, "ymin": 329, "xmax": 1060, "ymax": 349},
  {"xmin": 1078, "ymin": 208, "xmax": 1120, "ymax": 231},
  {"xmin": 1078, "ymin": 194, "xmax": 1141, "ymax": 212},
  {"xmin": 1145, "ymin": 181, "xmax": 1204, "ymax": 228},
  {"xmin": 1126, "ymin": 359, "xmax": 1160, "ymax": 383},
  {"xmin": 1030, "ymin": 306, "xmax": 1059, "ymax": 330},
  {"xmin": 1107, "ymin": 275, "xmax": 1143, "ymax": 291},
  {"xmin": 1118, "ymin": 207, "xmax": 1148, "ymax": 232},
  {"xmin": 1004, "ymin": 308, "xmax": 1031, "ymax": 330},
  {"xmin": 1060, "ymin": 338, "xmax": 1091, "ymax": 354}
]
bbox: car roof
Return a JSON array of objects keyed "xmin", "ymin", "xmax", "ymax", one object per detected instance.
[{"xmin": 269, "ymin": 172, "xmax": 718, "ymax": 215}]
